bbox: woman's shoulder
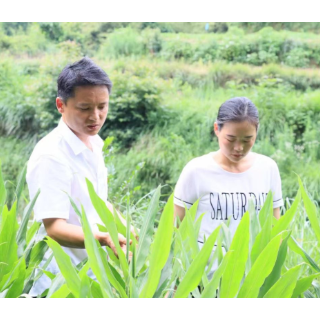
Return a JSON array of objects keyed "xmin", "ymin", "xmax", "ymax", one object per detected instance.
[
  {"xmin": 181, "ymin": 152, "xmax": 215, "ymax": 172},
  {"xmin": 253, "ymin": 153, "xmax": 279, "ymax": 169}
]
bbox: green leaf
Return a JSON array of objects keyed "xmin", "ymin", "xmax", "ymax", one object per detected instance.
[
  {"xmin": 140, "ymin": 194, "xmax": 174, "ymax": 298},
  {"xmin": 201, "ymin": 250, "xmax": 233, "ymax": 298},
  {"xmin": 174, "ymin": 225, "xmax": 221, "ymax": 298},
  {"xmin": 298, "ymin": 177, "xmax": 320, "ymax": 244},
  {"xmin": 135, "ymin": 185, "xmax": 160, "ymax": 274},
  {"xmin": 263, "ymin": 265, "xmax": 301, "ymax": 298},
  {"xmin": 292, "ymin": 273, "xmax": 320, "ymax": 298},
  {"xmin": 79, "ymin": 204, "xmax": 114, "ymax": 298},
  {"xmin": 50, "ymin": 284, "xmax": 71, "ymax": 298},
  {"xmin": 0, "ymin": 160, "xmax": 7, "ymax": 220},
  {"xmin": 288, "ymin": 236, "xmax": 320, "ymax": 272},
  {"xmin": 271, "ymin": 190, "xmax": 301, "ymax": 238},
  {"xmin": 237, "ymin": 231, "xmax": 287, "ymax": 298},
  {"xmin": 46, "ymin": 273, "xmax": 65, "ymax": 298},
  {"xmin": 15, "ymin": 162, "xmax": 27, "ymax": 214},
  {"xmin": 26, "ymin": 221, "xmax": 41, "ymax": 245},
  {"xmin": 25, "ymin": 240, "xmax": 49, "ymax": 278},
  {"xmin": 5, "ymin": 258, "xmax": 26, "ymax": 298},
  {"xmin": 45, "ymin": 237, "xmax": 81, "ymax": 298},
  {"xmin": 16, "ymin": 190, "xmax": 40, "ymax": 258},
  {"xmin": 86, "ymin": 178, "xmax": 129, "ymax": 279},
  {"xmin": 0, "ymin": 202, "xmax": 18, "ymax": 278},
  {"xmin": 251, "ymin": 192, "xmax": 273, "ymax": 265},
  {"xmin": 220, "ymin": 211, "xmax": 250, "ymax": 298},
  {"xmin": 259, "ymin": 232, "xmax": 291, "ymax": 297}
]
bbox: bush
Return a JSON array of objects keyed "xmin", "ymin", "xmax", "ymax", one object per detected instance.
[
  {"xmin": 99, "ymin": 28, "xmax": 146, "ymax": 58},
  {"xmin": 99, "ymin": 71, "xmax": 166, "ymax": 148}
]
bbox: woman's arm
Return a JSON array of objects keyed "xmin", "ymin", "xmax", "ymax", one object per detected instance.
[
  {"xmin": 174, "ymin": 204, "xmax": 186, "ymax": 225},
  {"xmin": 273, "ymin": 207, "xmax": 280, "ymax": 220}
]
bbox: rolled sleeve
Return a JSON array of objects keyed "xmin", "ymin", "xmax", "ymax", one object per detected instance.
[
  {"xmin": 271, "ymin": 162, "xmax": 284, "ymax": 209},
  {"xmin": 27, "ymin": 156, "xmax": 73, "ymax": 222},
  {"xmin": 174, "ymin": 162, "xmax": 197, "ymax": 210}
]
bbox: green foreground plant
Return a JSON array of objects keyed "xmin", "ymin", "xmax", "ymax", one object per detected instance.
[{"xmin": 1, "ymin": 162, "xmax": 320, "ymax": 298}]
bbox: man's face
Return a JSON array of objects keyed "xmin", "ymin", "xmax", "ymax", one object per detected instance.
[{"xmin": 56, "ymin": 85, "xmax": 109, "ymax": 141}]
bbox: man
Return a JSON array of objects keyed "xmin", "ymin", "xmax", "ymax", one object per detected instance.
[{"xmin": 27, "ymin": 57, "xmax": 129, "ymax": 296}]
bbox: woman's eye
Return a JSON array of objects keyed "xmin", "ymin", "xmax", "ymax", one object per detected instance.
[
  {"xmin": 80, "ymin": 108, "xmax": 89, "ymax": 111},
  {"xmin": 227, "ymin": 139, "xmax": 235, "ymax": 142}
]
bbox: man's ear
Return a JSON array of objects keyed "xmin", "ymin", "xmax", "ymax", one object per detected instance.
[{"xmin": 56, "ymin": 97, "xmax": 65, "ymax": 114}]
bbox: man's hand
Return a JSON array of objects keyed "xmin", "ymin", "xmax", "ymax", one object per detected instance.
[{"xmin": 95, "ymin": 232, "xmax": 132, "ymax": 257}]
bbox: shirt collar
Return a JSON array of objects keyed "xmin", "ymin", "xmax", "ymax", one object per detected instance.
[{"xmin": 58, "ymin": 118, "xmax": 104, "ymax": 156}]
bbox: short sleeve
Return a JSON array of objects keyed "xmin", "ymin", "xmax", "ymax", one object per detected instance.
[
  {"xmin": 27, "ymin": 156, "xmax": 73, "ymax": 222},
  {"xmin": 271, "ymin": 162, "xmax": 284, "ymax": 208},
  {"xmin": 174, "ymin": 161, "xmax": 198, "ymax": 209}
]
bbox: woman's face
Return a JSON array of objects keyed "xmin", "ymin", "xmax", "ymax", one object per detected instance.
[{"xmin": 214, "ymin": 120, "xmax": 257, "ymax": 163}]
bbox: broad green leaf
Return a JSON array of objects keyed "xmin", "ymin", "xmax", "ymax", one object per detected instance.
[
  {"xmin": 26, "ymin": 221, "xmax": 41, "ymax": 245},
  {"xmin": 271, "ymin": 189, "xmax": 301, "ymax": 238},
  {"xmin": 80, "ymin": 204, "xmax": 114, "ymax": 298},
  {"xmin": 16, "ymin": 190, "xmax": 40, "ymax": 258},
  {"xmin": 45, "ymin": 237, "xmax": 81, "ymax": 298},
  {"xmin": 298, "ymin": 178, "xmax": 320, "ymax": 244},
  {"xmin": 189, "ymin": 199, "xmax": 200, "ymax": 221},
  {"xmin": 15, "ymin": 162, "xmax": 27, "ymax": 214},
  {"xmin": 79, "ymin": 274, "xmax": 92, "ymax": 298},
  {"xmin": 237, "ymin": 231, "xmax": 287, "ymax": 298},
  {"xmin": 140, "ymin": 194, "xmax": 174, "ymax": 298},
  {"xmin": 25, "ymin": 240, "xmax": 49, "ymax": 278},
  {"xmin": 90, "ymin": 280, "xmax": 104, "ymax": 298},
  {"xmin": 258, "ymin": 191, "xmax": 273, "ymax": 227},
  {"xmin": 98, "ymin": 246, "xmax": 127, "ymax": 297},
  {"xmin": 135, "ymin": 186, "xmax": 160, "ymax": 274},
  {"xmin": 46, "ymin": 273, "xmax": 65, "ymax": 298},
  {"xmin": 288, "ymin": 236, "xmax": 320, "ymax": 272},
  {"xmin": 0, "ymin": 161, "xmax": 7, "ymax": 220},
  {"xmin": 263, "ymin": 265, "xmax": 301, "ymax": 298},
  {"xmin": 259, "ymin": 232, "xmax": 291, "ymax": 297},
  {"xmin": 5, "ymin": 258, "xmax": 26, "ymax": 298},
  {"xmin": 201, "ymin": 250, "xmax": 233, "ymax": 298},
  {"xmin": 174, "ymin": 225, "xmax": 221, "ymax": 298},
  {"xmin": 50, "ymin": 284, "xmax": 70, "ymax": 298},
  {"xmin": 292, "ymin": 273, "xmax": 320, "ymax": 298},
  {"xmin": 251, "ymin": 193, "xmax": 273, "ymax": 265},
  {"xmin": 86, "ymin": 179, "xmax": 129, "ymax": 279},
  {"xmin": 220, "ymin": 211, "xmax": 250, "ymax": 298},
  {"xmin": 0, "ymin": 202, "xmax": 18, "ymax": 278}
]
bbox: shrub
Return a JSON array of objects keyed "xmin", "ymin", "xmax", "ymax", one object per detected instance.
[
  {"xmin": 99, "ymin": 71, "xmax": 166, "ymax": 148},
  {"xmin": 99, "ymin": 28, "xmax": 146, "ymax": 58}
]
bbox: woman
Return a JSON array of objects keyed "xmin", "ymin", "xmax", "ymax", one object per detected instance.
[{"xmin": 174, "ymin": 97, "xmax": 283, "ymax": 249}]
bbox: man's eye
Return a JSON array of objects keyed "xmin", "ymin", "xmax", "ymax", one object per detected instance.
[
  {"xmin": 79, "ymin": 108, "xmax": 89, "ymax": 111},
  {"xmin": 227, "ymin": 139, "xmax": 235, "ymax": 142}
]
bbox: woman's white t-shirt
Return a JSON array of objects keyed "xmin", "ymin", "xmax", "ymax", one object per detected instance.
[{"xmin": 174, "ymin": 152, "xmax": 284, "ymax": 243}]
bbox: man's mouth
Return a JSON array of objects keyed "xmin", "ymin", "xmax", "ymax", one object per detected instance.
[{"xmin": 87, "ymin": 124, "xmax": 99, "ymax": 130}]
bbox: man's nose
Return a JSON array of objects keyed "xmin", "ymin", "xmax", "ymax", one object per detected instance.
[{"xmin": 89, "ymin": 109, "xmax": 99, "ymax": 121}]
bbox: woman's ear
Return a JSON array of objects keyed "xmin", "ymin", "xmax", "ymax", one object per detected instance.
[
  {"xmin": 56, "ymin": 97, "xmax": 65, "ymax": 114},
  {"xmin": 214, "ymin": 122, "xmax": 220, "ymax": 137}
]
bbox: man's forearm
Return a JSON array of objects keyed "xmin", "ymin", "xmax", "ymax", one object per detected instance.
[{"xmin": 43, "ymin": 218, "xmax": 109, "ymax": 249}]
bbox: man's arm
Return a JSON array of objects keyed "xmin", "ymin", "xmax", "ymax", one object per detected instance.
[{"xmin": 43, "ymin": 218, "xmax": 127, "ymax": 256}]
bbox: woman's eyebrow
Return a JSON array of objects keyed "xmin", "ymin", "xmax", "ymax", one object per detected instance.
[{"xmin": 226, "ymin": 134, "xmax": 253, "ymax": 138}]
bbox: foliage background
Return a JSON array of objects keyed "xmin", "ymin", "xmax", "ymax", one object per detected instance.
[{"xmin": 1, "ymin": 22, "xmax": 320, "ymax": 211}]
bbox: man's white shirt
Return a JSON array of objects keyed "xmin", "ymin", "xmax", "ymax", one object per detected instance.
[{"xmin": 27, "ymin": 118, "xmax": 108, "ymax": 295}]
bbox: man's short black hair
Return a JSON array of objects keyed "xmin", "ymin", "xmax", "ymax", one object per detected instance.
[{"xmin": 57, "ymin": 57, "xmax": 112, "ymax": 102}]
